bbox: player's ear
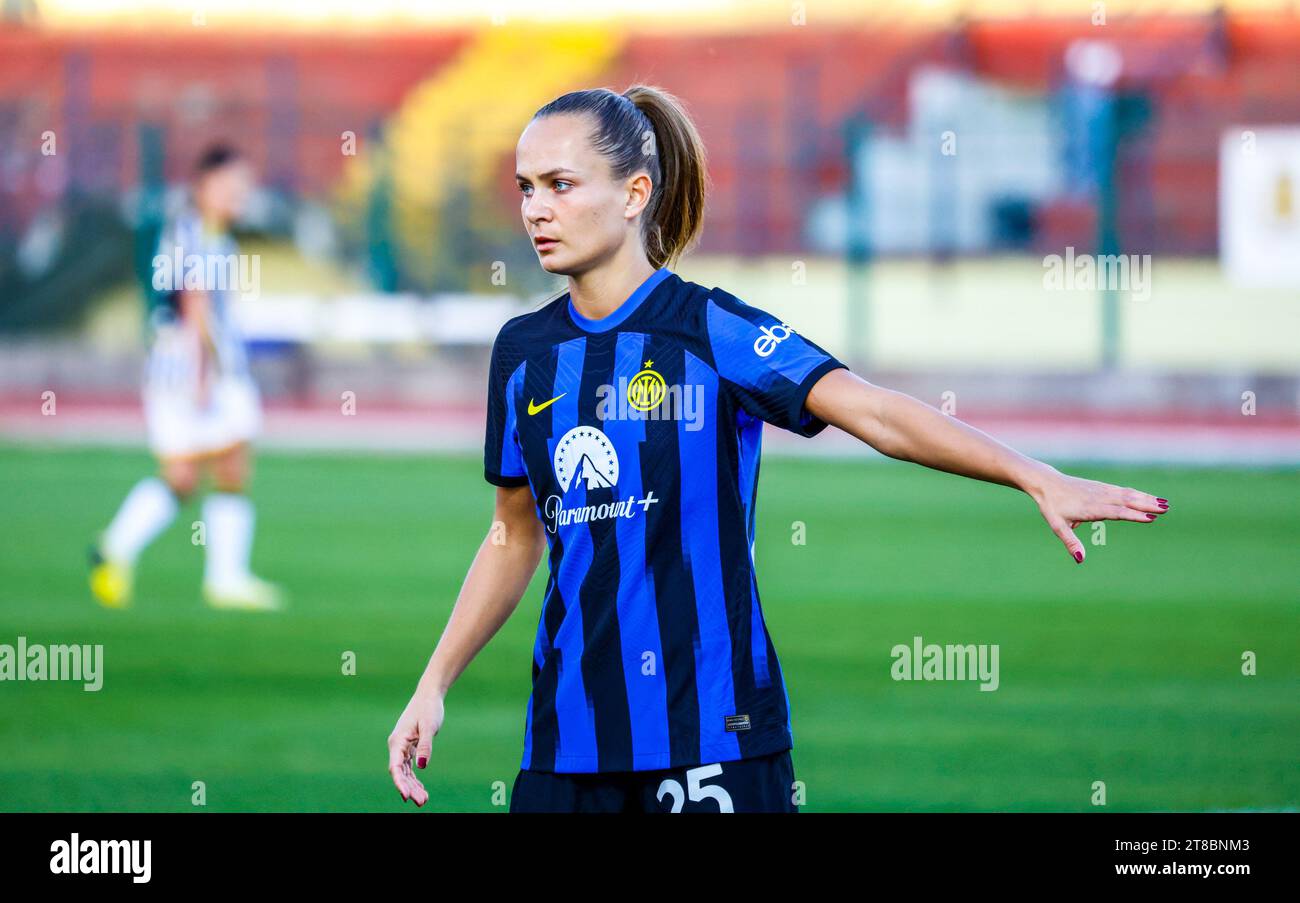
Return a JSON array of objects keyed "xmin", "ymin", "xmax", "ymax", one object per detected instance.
[{"xmin": 624, "ymin": 171, "xmax": 653, "ymax": 221}]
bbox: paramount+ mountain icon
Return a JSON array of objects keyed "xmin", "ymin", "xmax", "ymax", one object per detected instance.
[
  {"xmin": 573, "ymin": 452, "xmax": 615, "ymax": 489},
  {"xmin": 554, "ymin": 426, "xmax": 620, "ymax": 492}
]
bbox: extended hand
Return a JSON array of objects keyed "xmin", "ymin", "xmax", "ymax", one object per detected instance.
[{"xmin": 1030, "ymin": 468, "xmax": 1169, "ymax": 564}]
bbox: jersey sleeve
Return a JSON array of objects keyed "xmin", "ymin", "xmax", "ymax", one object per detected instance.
[
  {"xmin": 483, "ymin": 329, "xmax": 530, "ymax": 487},
  {"xmin": 705, "ymin": 291, "xmax": 849, "ymax": 437}
]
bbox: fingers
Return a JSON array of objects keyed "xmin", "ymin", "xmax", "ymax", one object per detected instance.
[
  {"xmin": 415, "ymin": 719, "xmax": 433, "ymax": 771},
  {"xmin": 1094, "ymin": 493, "xmax": 1170, "ymax": 522},
  {"xmin": 388, "ymin": 728, "xmax": 429, "ymax": 807},
  {"xmin": 387, "ymin": 733, "xmax": 412, "ymax": 802},
  {"xmin": 1113, "ymin": 486, "xmax": 1170, "ymax": 515},
  {"xmin": 387, "ymin": 733, "xmax": 407, "ymax": 777},
  {"xmin": 390, "ymin": 761, "xmax": 428, "ymax": 806},
  {"xmin": 1075, "ymin": 485, "xmax": 1172, "ymax": 524},
  {"xmin": 388, "ymin": 749, "xmax": 429, "ymax": 806},
  {"xmin": 400, "ymin": 756, "xmax": 430, "ymax": 807},
  {"xmin": 388, "ymin": 721, "xmax": 434, "ymax": 807},
  {"xmin": 389, "ymin": 762, "xmax": 414, "ymax": 802},
  {"xmin": 1048, "ymin": 517, "xmax": 1085, "ymax": 564},
  {"xmin": 411, "ymin": 777, "xmax": 428, "ymax": 807},
  {"xmin": 1098, "ymin": 503, "xmax": 1162, "ymax": 524},
  {"xmin": 403, "ymin": 743, "xmax": 429, "ymax": 807}
]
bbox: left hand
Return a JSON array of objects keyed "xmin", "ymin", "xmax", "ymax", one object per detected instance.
[
  {"xmin": 387, "ymin": 688, "xmax": 444, "ymax": 808},
  {"xmin": 1028, "ymin": 468, "xmax": 1169, "ymax": 564}
]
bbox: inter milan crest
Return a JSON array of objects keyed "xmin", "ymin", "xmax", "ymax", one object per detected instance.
[{"xmin": 626, "ymin": 359, "xmax": 666, "ymax": 412}]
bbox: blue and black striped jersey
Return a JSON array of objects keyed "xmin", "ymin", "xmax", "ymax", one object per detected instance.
[{"xmin": 485, "ymin": 267, "xmax": 848, "ymax": 773}]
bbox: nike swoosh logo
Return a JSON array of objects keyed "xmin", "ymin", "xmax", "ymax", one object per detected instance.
[{"xmin": 527, "ymin": 393, "xmax": 566, "ymax": 416}]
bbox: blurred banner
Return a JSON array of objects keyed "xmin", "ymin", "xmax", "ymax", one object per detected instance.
[
  {"xmin": 1220, "ymin": 126, "xmax": 1300, "ymax": 288},
  {"xmin": 1, "ymin": 0, "xmax": 1298, "ymax": 462}
]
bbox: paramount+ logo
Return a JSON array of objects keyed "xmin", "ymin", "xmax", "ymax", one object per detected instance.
[{"xmin": 752, "ymin": 322, "xmax": 796, "ymax": 358}]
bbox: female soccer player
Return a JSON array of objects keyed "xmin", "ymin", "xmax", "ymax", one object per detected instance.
[
  {"xmin": 89, "ymin": 144, "xmax": 282, "ymax": 612},
  {"xmin": 387, "ymin": 86, "xmax": 1170, "ymax": 812}
]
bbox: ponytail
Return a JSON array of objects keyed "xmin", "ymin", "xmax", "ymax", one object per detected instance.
[
  {"xmin": 621, "ymin": 85, "xmax": 708, "ymax": 269},
  {"xmin": 532, "ymin": 85, "xmax": 709, "ymax": 268}
]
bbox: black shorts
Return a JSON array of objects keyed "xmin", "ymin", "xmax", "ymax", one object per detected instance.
[{"xmin": 509, "ymin": 749, "xmax": 798, "ymax": 813}]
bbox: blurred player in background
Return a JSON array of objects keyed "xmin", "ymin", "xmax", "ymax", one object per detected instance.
[{"xmin": 89, "ymin": 144, "xmax": 283, "ymax": 612}]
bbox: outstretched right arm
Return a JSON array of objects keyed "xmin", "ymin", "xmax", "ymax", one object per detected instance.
[{"xmin": 387, "ymin": 484, "xmax": 545, "ymax": 807}]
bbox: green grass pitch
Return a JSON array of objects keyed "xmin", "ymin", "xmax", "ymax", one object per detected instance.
[{"xmin": 0, "ymin": 444, "xmax": 1295, "ymax": 812}]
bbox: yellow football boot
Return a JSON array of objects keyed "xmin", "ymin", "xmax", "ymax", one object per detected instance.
[{"xmin": 88, "ymin": 548, "xmax": 133, "ymax": 609}]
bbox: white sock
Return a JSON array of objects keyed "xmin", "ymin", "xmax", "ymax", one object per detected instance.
[
  {"xmin": 202, "ymin": 492, "xmax": 255, "ymax": 588},
  {"xmin": 103, "ymin": 477, "xmax": 179, "ymax": 564}
]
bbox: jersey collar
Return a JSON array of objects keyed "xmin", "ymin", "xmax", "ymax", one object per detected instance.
[{"xmin": 567, "ymin": 267, "xmax": 672, "ymax": 333}]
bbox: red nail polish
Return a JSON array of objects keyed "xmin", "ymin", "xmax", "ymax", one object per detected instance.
[
  {"xmin": 417, "ymin": 756, "xmax": 427, "ymax": 769},
  {"xmin": 1156, "ymin": 498, "xmax": 1168, "ymax": 505},
  {"xmin": 1073, "ymin": 550, "xmax": 1083, "ymax": 563},
  {"xmin": 1146, "ymin": 513, "xmax": 1157, "ymax": 520}
]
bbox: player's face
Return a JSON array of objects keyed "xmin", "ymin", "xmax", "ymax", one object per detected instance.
[
  {"xmin": 516, "ymin": 113, "xmax": 647, "ymax": 275},
  {"xmin": 196, "ymin": 160, "xmax": 254, "ymax": 224}
]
